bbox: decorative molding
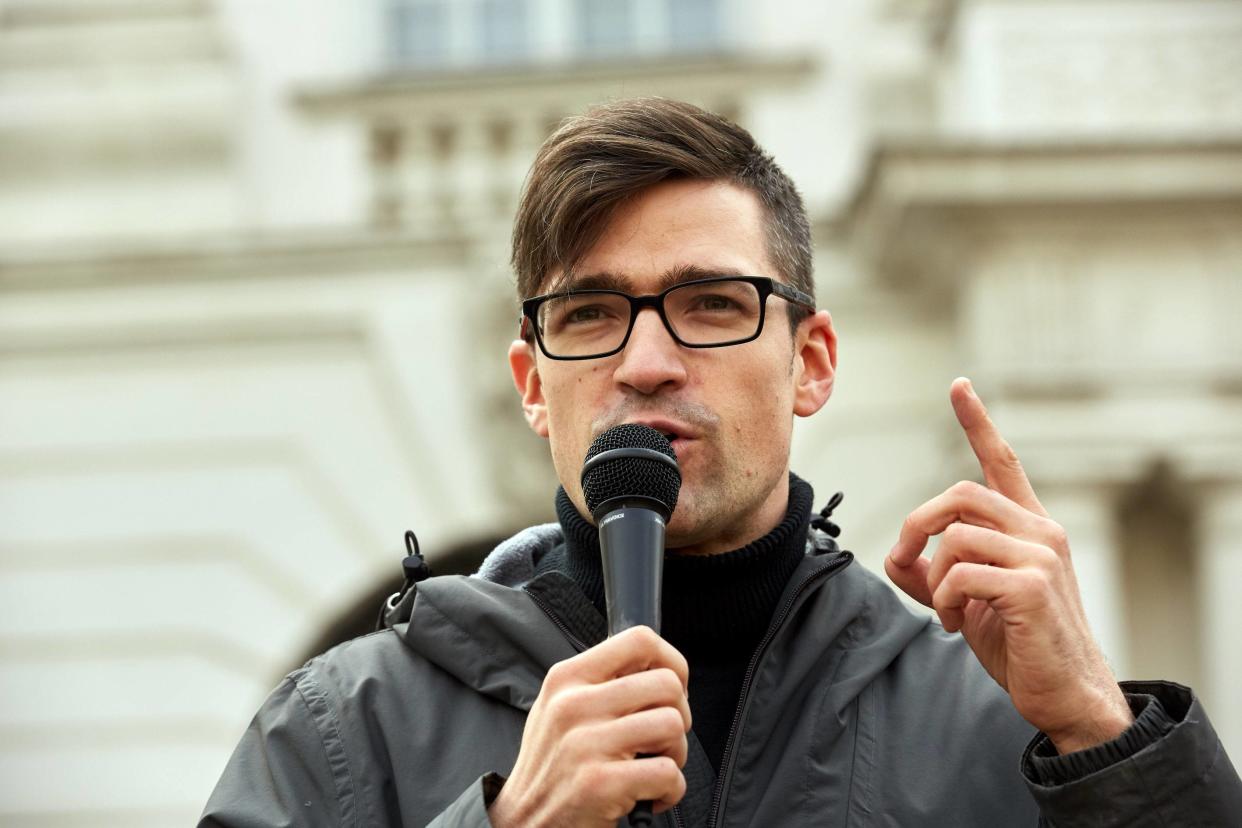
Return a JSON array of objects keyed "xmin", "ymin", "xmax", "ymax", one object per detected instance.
[
  {"xmin": 0, "ymin": 312, "xmax": 366, "ymax": 356},
  {"xmin": 295, "ymin": 52, "xmax": 817, "ymax": 118},
  {"xmin": 0, "ymin": 717, "xmax": 241, "ymax": 750},
  {"xmin": 0, "ymin": 438, "xmax": 390, "ymax": 565},
  {"xmin": 0, "ymin": 0, "xmax": 210, "ymax": 27},
  {"xmin": 0, "ymin": 630, "xmax": 270, "ymax": 678},
  {"xmin": 0, "ymin": 535, "xmax": 318, "ymax": 612},
  {"xmin": 0, "ymin": 227, "xmax": 471, "ymax": 291},
  {"xmin": 837, "ymin": 138, "xmax": 1242, "ymax": 286}
]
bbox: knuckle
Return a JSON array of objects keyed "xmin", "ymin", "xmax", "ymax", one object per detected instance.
[
  {"xmin": 999, "ymin": 444, "xmax": 1024, "ymax": 471},
  {"xmin": 657, "ymin": 706, "xmax": 684, "ymax": 733},
  {"xmin": 1043, "ymin": 521, "xmax": 1070, "ymax": 552},
  {"xmin": 544, "ymin": 659, "xmax": 574, "ymax": 689},
  {"xmin": 1027, "ymin": 566, "xmax": 1055, "ymax": 595},
  {"xmin": 950, "ymin": 479, "xmax": 979, "ymax": 498},
  {"xmin": 603, "ymin": 801, "xmax": 630, "ymax": 823},
  {"xmin": 634, "ymin": 625, "xmax": 660, "ymax": 646},
  {"xmin": 941, "ymin": 521, "xmax": 968, "ymax": 545},
  {"xmin": 655, "ymin": 755, "xmax": 681, "ymax": 782},
  {"xmin": 901, "ymin": 513, "xmax": 922, "ymax": 537},
  {"xmin": 655, "ymin": 668, "xmax": 683, "ymax": 698},
  {"xmin": 1032, "ymin": 543, "xmax": 1060, "ymax": 571},
  {"xmin": 936, "ymin": 566, "xmax": 961, "ymax": 595},
  {"xmin": 546, "ymin": 687, "xmax": 584, "ymax": 725},
  {"xmin": 667, "ymin": 764, "xmax": 688, "ymax": 798},
  {"xmin": 674, "ymin": 650, "xmax": 690, "ymax": 678}
]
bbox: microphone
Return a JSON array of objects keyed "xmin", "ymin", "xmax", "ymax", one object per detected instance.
[{"xmin": 581, "ymin": 423, "xmax": 681, "ymax": 828}]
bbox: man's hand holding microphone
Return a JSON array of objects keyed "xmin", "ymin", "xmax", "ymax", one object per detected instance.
[
  {"xmin": 491, "ymin": 424, "xmax": 689, "ymax": 826},
  {"xmin": 488, "ymin": 626, "xmax": 690, "ymax": 826}
]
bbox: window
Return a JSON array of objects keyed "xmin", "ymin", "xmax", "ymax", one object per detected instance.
[
  {"xmin": 383, "ymin": 0, "xmax": 726, "ymax": 71},
  {"xmin": 479, "ymin": 0, "xmax": 530, "ymax": 64},
  {"xmin": 575, "ymin": 0, "xmax": 636, "ymax": 56},
  {"xmin": 668, "ymin": 0, "xmax": 721, "ymax": 52},
  {"xmin": 387, "ymin": 0, "xmax": 450, "ymax": 68}
]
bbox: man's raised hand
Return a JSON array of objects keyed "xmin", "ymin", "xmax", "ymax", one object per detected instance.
[
  {"xmin": 487, "ymin": 625, "xmax": 690, "ymax": 828},
  {"xmin": 885, "ymin": 378, "xmax": 1133, "ymax": 754}
]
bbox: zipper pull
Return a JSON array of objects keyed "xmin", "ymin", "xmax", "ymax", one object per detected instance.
[
  {"xmin": 401, "ymin": 530, "xmax": 432, "ymax": 585},
  {"xmin": 810, "ymin": 491, "xmax": 844, "ymax": 538}
]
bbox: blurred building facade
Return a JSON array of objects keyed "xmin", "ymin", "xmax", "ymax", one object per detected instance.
[{"xmin": 1, "ymin": 0, "xmax": 1240, "ymax": 823}]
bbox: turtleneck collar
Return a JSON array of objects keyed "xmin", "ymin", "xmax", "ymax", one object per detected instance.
[{"xmin": 541, "ymin": 473, "xmax": 815, "ymax": 658}]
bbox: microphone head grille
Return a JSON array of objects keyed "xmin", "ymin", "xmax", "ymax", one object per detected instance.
[{"xmin": 581, "ymin": 424, "xmax": 681, "ymax": 519}]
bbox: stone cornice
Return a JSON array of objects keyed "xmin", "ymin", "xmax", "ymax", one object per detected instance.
[
  {"xmin": 843, "ymin": 136, "xmax": 1242, "ymax": 221},
  {"xmin": 0, "ymin": 227, "xmax": 474, "ymax": 291},
  {"xmin": 831, "ymin": 136, "xmax": 1242, "ymax": 284},
  {"xmin": 294, "ymin": 52, "xmax": 818, "ymax": 119}
]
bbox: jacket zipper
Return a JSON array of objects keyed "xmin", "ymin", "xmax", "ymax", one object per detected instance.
[
  {"xmin": 706, "ymin": 554, "xmax": 852, "ymax": 828},
  {"xmin": 527, "ymin": 589, "xmax": 686, "ymax": 828},
  {"xmin": 526, "ymin": 589, "xmax": 589, "ymax": 652}
]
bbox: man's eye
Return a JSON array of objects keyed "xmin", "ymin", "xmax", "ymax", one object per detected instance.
[
  {"xmin": 566, "ymin": 305, "xmax": 607, "ymax": 323},
  {"xmin": 694, "ymin": 295, "xmax": 739, "ymax": 312}
]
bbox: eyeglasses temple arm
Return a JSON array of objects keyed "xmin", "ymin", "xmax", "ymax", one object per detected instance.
[{"xmin": 771, "ymin": 281, "xmax": 816, "ymax": 310}]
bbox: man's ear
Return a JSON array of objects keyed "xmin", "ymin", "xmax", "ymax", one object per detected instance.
[
  {"xmin": 508, "ymin": 339, "xmax": 549, "ymax": 437},
  {"xmin": 793, "ymin": 309, "xmax": 837, "ymax": 417}
]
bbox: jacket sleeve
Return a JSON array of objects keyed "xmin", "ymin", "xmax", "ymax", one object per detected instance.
[
  {"xmin": 425, "ymin": 774, "xmax": 505, "ymax": 828},
  {"xmin": 1020, "ymin": 680, "xmax": 1242, "ymax": 826},
  {"xmin": 198, "ymin": 673, "xmax": 351, "ymax": 827},
  {"xmin": 198, "ymin": 668, "xmax": 499, "ymax": 828}
]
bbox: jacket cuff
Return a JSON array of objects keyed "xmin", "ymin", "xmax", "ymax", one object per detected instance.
[
  {"xmin": 481, "ymin": 772, "xmax": 507, "ymax": 806},
  {"xmin": 1025, "ymin": 688, "xmax": 1173, "ymax": 786},
  {"xmin": 426, "ymin": 774, "xmax": 504, "ymax": 828},
  {"xmin": 1020, "ymin": 681, "xmax": 1242, "ymax": 824}
]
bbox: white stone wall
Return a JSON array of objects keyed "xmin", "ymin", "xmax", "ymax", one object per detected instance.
[{"xmin": 1, "ymin": 0, "xmax": 1239, "ymax": 823}]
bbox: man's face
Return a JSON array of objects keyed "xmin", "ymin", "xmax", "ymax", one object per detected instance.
[{"xmin": 509, "ymin": 179, "xmax": 836, "ymax": 555}]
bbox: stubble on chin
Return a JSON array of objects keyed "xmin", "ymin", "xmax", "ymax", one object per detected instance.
[{"xmin": 666, "ymin": 427, "xmax": 793, "ymax": 554}]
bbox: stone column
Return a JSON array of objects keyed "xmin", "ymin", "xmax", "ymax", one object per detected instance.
[{"xmin": 1197, "ymin": 483, "xmax": 1242, "ymax": 759}]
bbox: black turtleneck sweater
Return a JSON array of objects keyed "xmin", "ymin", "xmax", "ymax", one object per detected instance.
[{"xmin": 533, "ymin": 474, "xmax": 815, "ymax": 774}]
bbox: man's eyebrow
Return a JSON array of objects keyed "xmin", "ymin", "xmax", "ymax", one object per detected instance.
[
  {"xmin": 560, "ymin": 271, "xmax": 630, "ymax": 293},
  {"xmin": 657, "ymin": 264, "xmax": 750, "ymax": 291},
  {"xmin": 560, "ymin": 264, "xmax": 752, "ymax": 295}
]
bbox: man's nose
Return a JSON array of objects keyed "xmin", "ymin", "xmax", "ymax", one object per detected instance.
[{"xmin": 612, "ymin": 307, "xmax": 688, "ymax": 395}]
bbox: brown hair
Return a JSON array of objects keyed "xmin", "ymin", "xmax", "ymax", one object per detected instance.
[{"xmin": 511, "ymin": 97, "xmax": 814, "ymax": 329}]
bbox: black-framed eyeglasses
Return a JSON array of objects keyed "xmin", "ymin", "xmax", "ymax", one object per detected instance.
[{"xmin": 520, "ymin": 276, "xmax": 816, "ymax": 360}]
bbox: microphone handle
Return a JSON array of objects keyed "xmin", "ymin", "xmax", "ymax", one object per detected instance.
[
  {"xmin": 598, "ymin": 506, "xmax": 666, "ymax": 828},
  {"xmin": 599, "ymin": 506, "xmax": 665, "ymax": 636}
]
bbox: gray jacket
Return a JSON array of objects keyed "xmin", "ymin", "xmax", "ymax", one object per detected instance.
[{"xmin": 200, "ymin": 525, "xmax": 1241, "ymax": 826}]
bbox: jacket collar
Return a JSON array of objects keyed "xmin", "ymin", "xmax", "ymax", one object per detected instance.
[{"xmin": 395, "ymin": 523, "xmax": 930, "ymax": 716}]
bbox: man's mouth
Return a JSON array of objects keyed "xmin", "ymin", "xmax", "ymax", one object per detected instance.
[{"xmin": 621, "ymin": 419, "xmax": 695, "ymax": 457}]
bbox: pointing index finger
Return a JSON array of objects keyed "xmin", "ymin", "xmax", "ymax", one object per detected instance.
[{"xmin": 951, "ymin": 377, "xmax": 1047, "ymax": 517}]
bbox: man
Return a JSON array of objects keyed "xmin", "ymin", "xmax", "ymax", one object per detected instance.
[{"xmin": 201, "ymin": 99, "xmax": 1240, "ymax": 826}]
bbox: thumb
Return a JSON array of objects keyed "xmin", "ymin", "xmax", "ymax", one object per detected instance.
[{"xmin": 884, "ymin": 552, "xmax": 934, "ymax": 608}]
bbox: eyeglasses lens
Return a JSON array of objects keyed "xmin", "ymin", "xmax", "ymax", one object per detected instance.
[{"xmin": 536, "ymin": 279, "xmax": 763, "ymax": 358}]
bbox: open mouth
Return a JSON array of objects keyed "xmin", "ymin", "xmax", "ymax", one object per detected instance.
[
  {"xmin": 660, "ymin": 431, "xmax": 692, "ymax": 459},
  {"xmin": 616, "ymin": 419, "xmax": 695, "ymax": 458}
]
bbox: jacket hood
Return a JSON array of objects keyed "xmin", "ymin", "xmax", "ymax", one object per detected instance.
[
  {"xmin": 390, "ymin": 523, "xmax": 932, "ymax": 716},
  {"xmin": 387, "ymin": 524, "xmax": 570, "ymax": 712}
]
